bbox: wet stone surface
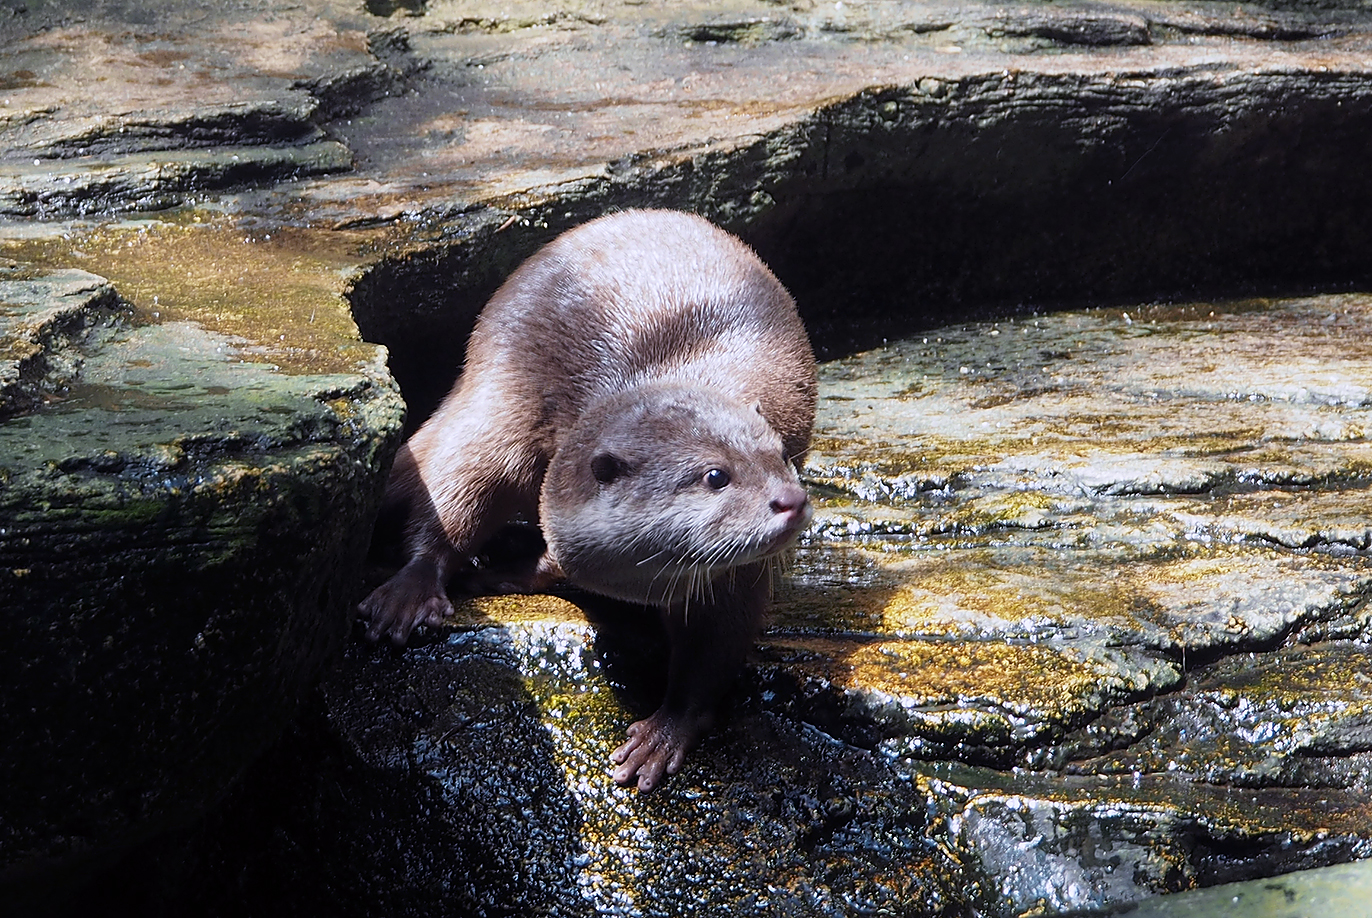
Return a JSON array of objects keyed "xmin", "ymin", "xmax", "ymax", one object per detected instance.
[
  {"xmin": 261, "ymin": 293, "xmax": 1372, "ymax": 918},
  {"xmin": 311, "ymin": 597, "xmax": 959, "ymax": 917},
  {"xmin": 778, "ymin": 295, "xmax": 1372, "ymax": 912},
  {"xmin": 0, "ymin": 256, "xmax": 404, "ymax": 900},
  {"xmin": 1104, "ymin": 855, "xmax": 1372, "ymax": 917},
  {"xmin": 0, "ymin": 266, "xmax": 127, "ymax": 417},
  {"xmin": 3, "ymin": 0, "xmax": 1372, "ymax": 914}
]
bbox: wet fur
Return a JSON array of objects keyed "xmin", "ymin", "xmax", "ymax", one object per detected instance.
[{"xmin": 359, "ymin": 209, "xmax": 816, "ymax": 791}]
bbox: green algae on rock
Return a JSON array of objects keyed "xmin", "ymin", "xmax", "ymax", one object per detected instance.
[
  {"xmin": 0, "ymin": 265, "xmax": 404, "ymax": 892},
  {"xmin": 0, "ymin": 267, "xmax": 129, "ymax": 418}
]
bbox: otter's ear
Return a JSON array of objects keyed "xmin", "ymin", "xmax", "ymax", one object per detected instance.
[
  {"xmin": 751, "ymin": 400, "xmax": 764, "ymax": 416},
  {"xmin": 591, "ymin": 452, "xmax": 627, "ymax": 484}
]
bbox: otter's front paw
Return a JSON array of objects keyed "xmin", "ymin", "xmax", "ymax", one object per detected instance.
[
  {"xmin": 358, "ymin": 559, "xmax": 452, "ymax": 645},
  {"xmin": 610, "ymin": 709, "xmax": 708, "ymax": 792}
]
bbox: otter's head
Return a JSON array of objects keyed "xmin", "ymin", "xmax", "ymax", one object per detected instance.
[{"xmin": 540, "ymin": 384, "xmax": 811, "ymax": 607}]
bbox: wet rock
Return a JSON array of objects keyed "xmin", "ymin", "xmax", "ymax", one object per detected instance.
[
  {"xmin": 0, "ymin": 260, "xmax": 404, "ymax": 902},
  {"xmin": 178, "ymin": 292, "xmax": 1366, "ymax": 918},
  {"xmin": 2, "ymin": 0, "xmax": 1372, "ymax": 915},
  {"xmin": 275, "ymin": 292, "xmax": 1367, "ymax": 916},
  {"xmin": 770, "ymin": 294, "xmax": 1372, "ymax": 911},
  {"xmin": 0, "ymin": 267, "xmax": 127, "ymax": 417},
  {"xmin": 1102, "ymin": 856, "xmax": 1372, "ymax": 918},
  {"xmin": 1060, "ymin": 642, "xmax": 1372, "ymax": 788},
  {"xmin": 240, "ymin": 597, "xmax": 967, "ymax": 917}
]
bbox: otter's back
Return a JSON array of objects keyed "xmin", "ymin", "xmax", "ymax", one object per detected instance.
[{"xmin": 468, "ymin": 210, "xmax": 816, "ymax": 456}]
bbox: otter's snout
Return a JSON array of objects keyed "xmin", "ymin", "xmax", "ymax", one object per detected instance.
[{"xmin": 770, "ymin": 483, "xmax": 812, "ymax": 530}]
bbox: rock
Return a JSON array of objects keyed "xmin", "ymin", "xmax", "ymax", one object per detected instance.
[
  {"xmin": 157, "ymin": 292, "xmax": 1368, "ymax": 918},
  {"xmin": 0, "ymin": 254, "xmax": 404, "ymax": 904},
  {"xmin": 0, "ymin": 267, "xmax": 127, "ymax": 417},
  {"xmin": 0, "ymin": 141, "xmax": 353, "ymax": 219},
  {"xmin": 2, "ymin": 0, "xmax": 1372, "ymax": 915},
  {"xmin": 252, "ymin": 292, "xmax": 1367, "ymax": 917},
  {"xmin": 1101, "ymin": 856, "xmax": 1372, "ymax": 918},
  {"xmin": 0, "ymin": 0, "xmax": 398, "ymax": 216},
  {"xmin": 157, "ymin": 596, "xmax": 966, "ymax": 917},
  {"xmin": 771, "ymin": 295, "xmax": 1372, "ymax": 912}
]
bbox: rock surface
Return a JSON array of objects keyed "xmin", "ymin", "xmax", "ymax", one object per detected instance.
[
  {"xmin": 1105, "ymin": 856, "xmax": 1372, "ymax": 918},
  {"xmin": 0, "ymin": 254, "xmax": 404, "ymax": 904},
  {"xmin": 260, "ymin": 294, "xmax": 1364, "ymax": 918},
  {"xmin": 2, "ymin": 0, "xmax": 1372, "ymax": 916}
]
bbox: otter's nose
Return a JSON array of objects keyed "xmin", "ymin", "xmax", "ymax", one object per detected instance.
[{"xmin": 770, "ymin": 484, "xmax": 810, "ymax": 518}]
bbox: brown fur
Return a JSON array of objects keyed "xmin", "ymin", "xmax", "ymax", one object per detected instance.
[{"xmin": 359, "ymin": 210, "xmax": 816, "ymax": 790}]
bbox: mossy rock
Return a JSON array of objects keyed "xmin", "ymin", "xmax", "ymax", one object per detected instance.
[{"xmin": 0, "ymin": 265, "xmax": 404, "ymax": 892}]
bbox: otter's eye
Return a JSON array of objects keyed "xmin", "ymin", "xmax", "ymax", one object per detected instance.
[
  {"xmin": 591, "ymin": 453, "xmax": 626, "ymax": 484},
  {"xmin": 704, "ymin": 468, "xmax": 731, "ymax": 490}
]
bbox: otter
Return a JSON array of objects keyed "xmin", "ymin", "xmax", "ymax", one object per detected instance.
[{"xmin": 359, "ymin": 209, "xmax": 816, "ymax": 792}]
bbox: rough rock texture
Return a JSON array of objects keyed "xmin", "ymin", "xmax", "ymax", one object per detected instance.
[
  {"xmin": 1101, "ymin": 856, "xmax": 1372, "ymax": 917},
  {"xmin": 0, "ymin": 206, "xmax": 405, "ymax": 913},
  {"xmin": 331, "ymin": 0, "xmax": 1372, "ymax": 424},
  {"xmin": 3, "ymin": 0, "xmax": 1372, "ymax": 916},
  {"xmin": 0, "ymin": 259, "xmax": 404, "ymax": 906},
  {"xmin": 0, "ymin": 267, "xmax": 126, "ymax": 416},
  {"xmin": 0, "ymin": 0, "xmax": 389, "ymax": 217},
  {"xmin": 228, "ymin": 295, "xmax": 1361, "ymax": 918},
  {"xmin": 780, "ymin": 296, "xmax": 1372, "ymax": 913}
]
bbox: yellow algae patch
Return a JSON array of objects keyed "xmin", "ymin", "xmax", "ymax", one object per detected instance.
[
  {"xmin": 448, "ymin": 593, "xmax": 591, "ymax": 628},
  {"xmin": 844, "ymin": 640, "xmax": 1100, "ymax": 711},
  {"xmin": 937, "ymin": 489, "xmax": 1059, "ymax": 533},
  {"xmin": 1137, "ymin": 556, "xmax": 1239, "ymax": 586},
  {"xmin": 770, "ymin": 634, "xmax": 1104, "ymax": 717},
  {"xmin": 1, "ymin": 216, "xmax": 390, "ymax": 375},
  {"xmin": 874, "ymin": 551, "xmax": 1135, "ymax": 636}
]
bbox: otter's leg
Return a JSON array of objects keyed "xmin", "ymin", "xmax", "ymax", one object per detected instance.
[
  {"xmin": 610, "ymin": 565, "xmax": 768, "ymax": 792},
  {"xmin": 359, "ymin": 550, "xmax": 460, "ymax": 644},
  {"xmin": 357, "ymin": 439, "xmax": 464, "ymax": 644},
  {"xmin": 358, "ymin": 418, "xmax": 542, "ymax": 644}
]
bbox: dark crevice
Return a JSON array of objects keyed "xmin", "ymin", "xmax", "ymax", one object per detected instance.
[
  {"xmin": 1191, "ymin": 835, "xmax": 1366, "ymax": 888},
  {"xmin": 349, "ymin": 73, "xmax": 1372, "ymax": 429}
]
